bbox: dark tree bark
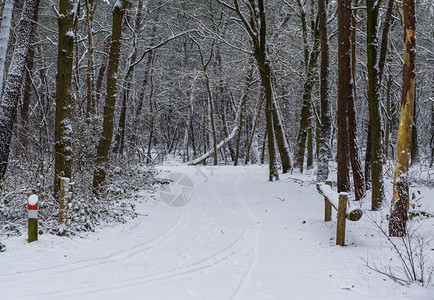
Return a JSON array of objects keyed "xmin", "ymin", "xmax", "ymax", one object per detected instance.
[
  {"xmin": 272, "ymin": 96, "xmax": 291, "ymax": 173},
  {"xmin": 84, "ymin": 0, "xmax": 98, "ymax": 120},
  {"xmin": 114, "ymin": 0, "xmax": 144, "ymax": 155},
  {"xmin": 347, "ymin": 0, "xmax": 366, "ymax": 200},
  {"xmin": 93, "ymin": 0, "xmax": 130, "ymax": 192},
  {"xmin": 364, "ymin": 123, "xmax": 372, "ymax": 189},
  {"xmin": 378, "ymin": 0, "xmax": 396, "ymax": 83},
  {"xmin": 316, "ymin": 0, "xmax": 331, "ymax": 183},
  {"xmin": 295, "ymin": 19, "xmax": 320, "ymax": 173},
  {"xmin": 135, "ymin": 0, "xmax": 161, "ymax": 120},
  {"xmin": 21, "ymin": 17, "xmax": 39, "ymax": 135},
  {"xmin": 367, "ymin": 0, "xmax": 385, "ymax": 210},
  {"xmin": 54, "ymin": 0, "xmax": 75, "ymax": 196},
  {"xmin": 0, "ymin": 0, "xmax": 40, "ymax": 181},
  {"xmin": 94, "ymin": 35, "xmax": 111, "ymax": 108},
  {"xmin": 337, "ymin": 0, "xmax": 351, "ymax": 193},
  {"xmin": 228, "ymin": 0, "xmax": 280, "ymax": 180}
]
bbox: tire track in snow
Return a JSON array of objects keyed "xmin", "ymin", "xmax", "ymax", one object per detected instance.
[
  {"xmin": 16, "ymin": 169, "xmax": 259, "ymax": 300},
  {"xmin": 0, "ymin": 201, "xmax": 190, "ymax": 281},
  {"xmin": 230, "ymin": 172, "xmax": 260, "ymax": 300}
]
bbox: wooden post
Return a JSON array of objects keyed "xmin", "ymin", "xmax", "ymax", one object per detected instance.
[
  {"xmin": 336, "ymin": 192, "xmax": 348, "ymax": 246},
  {"xmin": 28, "ymin": 194, "xmax": 38, "ymax": 243},
  {"xmin": 324, "ymin": 181, "xmax": 332, "ymax": 221},
  {"xmin": 58, "ymin": 177, "xmax": 70, "ymax": 236}
]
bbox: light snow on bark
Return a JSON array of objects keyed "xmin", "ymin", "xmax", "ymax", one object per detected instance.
[
  {"xmin": 0, "ymin": 0, "xmax": 40, "ymax": 177},
  {"xmin": 0, "ymin": 0, "xmax": 15, "ymax": 97}
]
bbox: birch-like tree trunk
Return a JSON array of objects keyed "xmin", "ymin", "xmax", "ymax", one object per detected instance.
[
  {"xmin": 0, "ymin": 0, "xmax": 14, "ymax": 98},
  {"xmin": 0, "ymin": 0, "xmax": 40, "ymax": 181},
  {"xmin": 389, "ymin": 0, "xmax": 416, "ymax": 237},
  {"xmin": 93, "ymin": 0, "xmax": 130, "ymax": 192},
  {"xmin": 316, "ymin": 0, "xmax": 331, "ymax": 183}
]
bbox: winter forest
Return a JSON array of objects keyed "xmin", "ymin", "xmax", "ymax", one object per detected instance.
[{"xmin": 0, "ymin": 0, "xmax": 433, "ymax": 299}]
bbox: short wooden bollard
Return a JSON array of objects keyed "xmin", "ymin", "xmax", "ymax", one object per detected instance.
[
  {"xmin": 28, "ymin": 194, "xmax": 38, "ymax": 243},
  {"xmin": 336, "ymin": 193, "xmax": 348, "ymax": 246}
]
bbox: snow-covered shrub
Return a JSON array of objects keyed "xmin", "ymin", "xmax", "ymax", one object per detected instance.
[
  {"xmin": 0, "ymin": 240, "xmax": 5, "ymax": 252},
  {"xmin": 0, "ymin": 152, "xmax": 158, "ymax": 237}
]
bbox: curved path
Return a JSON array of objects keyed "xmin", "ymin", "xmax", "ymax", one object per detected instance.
[{"xmin": 0, "ymin": 165, "xmax": 431, "ymax": 300}]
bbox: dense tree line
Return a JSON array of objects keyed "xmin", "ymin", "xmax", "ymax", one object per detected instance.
[{"xmin": 0, "ymin": 0, "xmax": 432, "ymax": 235}]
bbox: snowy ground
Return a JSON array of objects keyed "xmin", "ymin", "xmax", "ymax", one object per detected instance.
[{"xmin": 0, "ymin": 165, "xmax": 433, "ymax": 300}]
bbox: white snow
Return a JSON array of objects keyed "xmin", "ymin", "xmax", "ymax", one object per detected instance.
[
  {"xmin": 28, "ymin": 194, "xmax": 38, "ymax": 206},
  {"xmin": 0, "ymin": 165, "xmax": 432, "ymax": 299}
]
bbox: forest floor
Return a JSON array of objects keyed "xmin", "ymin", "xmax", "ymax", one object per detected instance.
[{"xmin": 0, "ymin": 164, "xmax": 433, "ymax": 299}]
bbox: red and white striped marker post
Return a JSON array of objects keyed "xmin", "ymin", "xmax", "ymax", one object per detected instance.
[{"xmin": 28, "ymin": 194, "xmax": 38, "ymax": 243}]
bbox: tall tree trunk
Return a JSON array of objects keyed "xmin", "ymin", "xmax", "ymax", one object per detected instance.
[
  {"xmin": 389, "ymin": 0, "xmax": 415, "ymax": 237},
  {"xmin": 135, "ymin": 1, "xmax": 161, "ymax": 120},
  {"xmin": 245, "ymin": 93, "xmax": 264, "ymax": 165},
  {"xmin": 230, "ymin": 0, "xmax": 279, "ymax": 180},
  {"xmin": 295, "ymin": 26, "xmax": 320, "ymax": 173},
  {"xmin": 146, "ymin": 73, "xmax": 155, "ymax": 164},
  {"xmin": 347, "ymin": 0, "xmax": 366, "ymax": 200},
  {"xmin": 337, "ymin": 0, "xmax": 351, "ymax": 193},
  {"xmin": 378, "ymin": 0, "xmax": 396, "ymax": 83},
  {"xmin": 364, "ymin": 123, "xmax": 372, "ymax": 189},
  {"xmin": 192, "ymin": 39, "xmax": 218, "ymax": 166},
  {"xmin": 0, "ymin": 0, "xmax": 40, "ymax": 181},
  {"xmin": 93, "ymin": 0, "xmax": 130, "ymax": 192},
  {"xmin": 272, "ymin": 96, "xmax": 291, "ymax": 173},
  {"xmin": 54, "ymin": 0, "xmax": 75, "ymax": 196},
  {"xmin": 94, "ymin": 35, "xmax": 111, "ymax": 109},
  {"xmin": 316, "ymin": 0, "xmax": 331, "ymax": 183},
  {"xmin": 365, "ymin": 0, "xmax": 394, "ymax": 188},
  {"xmin": 20, "ymin": 17, "xmax": 39, "ymax": 136},
  {"xmin": 430, "ymin": 79, "xmax": 434, "ymax": 168},
  {"xmin": 114, "ymin": 0, "xmax": 144, "ymax": 155},
  {"xmin": 306, "ymin": 113, "xmax": 314, "ymax": 169},
  {"xmin": 347, "ymin": 88, "xmax": 366, "ymax": 200},
  {"xmin": 367, "ymin": 0, "xmax": 385, "ymax": 210},
  {"xmin": 84, "ymin": 0, "xmax": 98, "ymax": 120},
  {"xmin": 216, "ymin": 41, "xmax": 236, "ymax": 162},
  {"xmin": 0, "ymin": 0, "xmax": 14, "ymax": 98},
  {"xmin": 260, "ymin": 127, "xmax": 267, "ymax": 165},
  {"xmin": 234, "ymin": 68, "xmax": 253, "ymax": 166},
  {"xmin": 385, "ymin": 70, "xmax": 392, "ymax": 159}
]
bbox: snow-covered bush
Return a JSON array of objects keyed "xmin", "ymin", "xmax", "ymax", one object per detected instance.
[{"xmin": 0, "ymin": 154, "xmax": 158, "ymax": 238}]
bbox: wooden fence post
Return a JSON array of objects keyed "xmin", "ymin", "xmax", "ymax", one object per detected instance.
[
  {"xmin": 58, "ymin": 177, "xmax": 70, "ymax": 236},
  {"xmin": 324, "ymin": 181, "xmax": 332, "ymax": 222},
  {"xmin": 336, "ymin": 192, "xmax": 348, "ymax": 246}
]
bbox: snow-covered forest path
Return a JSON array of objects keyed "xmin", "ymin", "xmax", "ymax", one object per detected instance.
[{"xmin": 0, "ymin": 165, "xmax": 432, "ymax": 299}]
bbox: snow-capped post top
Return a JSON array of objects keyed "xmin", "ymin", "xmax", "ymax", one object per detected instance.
[
  {"xmin": 28, "ymin": 194, "xmax": 38, "ymax": 210},
  {"xmin": 28, "ymin": 194, "xmax": 38, "ymax": 243}
]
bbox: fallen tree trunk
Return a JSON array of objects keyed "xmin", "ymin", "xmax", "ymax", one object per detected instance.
[{"xmin": 187, "ymin": 125, "xmax": 239, "ymax": 166}]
